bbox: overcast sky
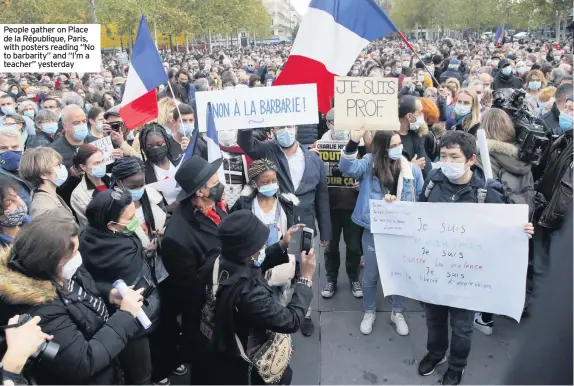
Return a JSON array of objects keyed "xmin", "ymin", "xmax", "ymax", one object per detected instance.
[{"xmin": 290, "ymin": 0, "xmax": 311, "ymax": 16}]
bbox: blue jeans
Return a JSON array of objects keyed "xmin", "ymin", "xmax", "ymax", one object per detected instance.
[{"xmin": 362, "ymin": 230, "xmax": 405, "ymax": 313}]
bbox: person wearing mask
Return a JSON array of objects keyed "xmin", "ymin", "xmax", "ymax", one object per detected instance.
[
  {"xmin": 79, "ymin": 189, "xmax": 172, "ymax": 385},
  {"xmin": 192, "ymin": 210, "xmax": 314, "ymax": 385},
  {"xmin": 0, "ymin": 216, "xmax": 144, "ymax": 384},
  {"xmin": 397, "ymin": 95, "xmax": 431, "ymax": 177},
  {"xmin": 161, "ymin": 155, "xmax": 227, "ymax": 364},
  {"xmin": 0, "ymin": 126, "xmax": 32, "ymax": 208},
  {"xmin": 167, "ymin": 70, "xmax": 195, "ymax": 105},
  {"xmin": 112, "ymin": 77, "xmax": 124, "ymax": 96},
  {"xmin": 50, "ymin": 104, "xmax": 91, "ymax": 169},
  {"xmin": 523, "ymin": 69, "xmax": 546, "ymax": 112},
  {"xmin": 172, "ymin": 103, "xmax": 207, "ymax": 159},
  {"xmin": 70, "ymin": 144, "xmax": 110, "ymax": 228},
  {"xmin": 340, "ymin": 129, "xmax": 423, "ymax": 337},
  {"xmin": 102, "ymin": 106, "xmax": 139, "ymax": 158},
  {"xmin": 416, "ymin": 131, "xmax": 533, "ymax": 385},
  {"xmin": 19, "ymin": 147, "xmax": 75, "ymax": 221},
  {"xmin": 231, "ymin": 159, "xmax": 299, "ymax": 305},
  {"xmin": 448, "ymin": 89, "xmax": 481, "ymax": 136},
  {"xmin": 473, "ymin": 108, "xmax": 535, "ymax": 334},
  {"xmin": 0, "ymin": 176, "xmax": 29, "ymax": 248},
  {"xmin": 87, "ymin": 106, "xmax": 105, "ymax": 140},
  {"xmin": 386, "ymin": 60, "xmax": 407, "ymax": 89},
  {"xmin": 492, "ymin": 59, "xmax": 524, "ymax": 90},
  {"xmin": 2, "ymin": 114, "xmax": 28, "ymax": 148},
  {"xmin": 237, "ymin": 124, "xmax": 331, "ymax": 336},
  {"xmin": 541, "ymin": 83, "xmax": 572, "ymax": 134},
  {"xmin": 319, "ymin": 109, "xmax": 363, "ymax": 299},
  {"xmin": 1, "ymin": 314, "xmax": 53, "ymax": 386},
  {"xmin": 0, "ymin": 95, "xmax": 36, "ymax": 138},
  {"xmin": 439, "ymin": 59, "xmax": 463, "ymax": 84},
  {"xmin": 26, "ymin": 109, "xmax": 58, "ymax": 149},
  {"xmin": 138, "ymin": 124, "xmax": 182, "ymax": 211},
  {"xmin": 16, "ymin": 101, "xmax": 37, "ymax": 121}
]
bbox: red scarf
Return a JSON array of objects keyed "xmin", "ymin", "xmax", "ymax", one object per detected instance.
[{"xmin": 202, "ymin": 202, "xmax": 227, "ymax": 225}]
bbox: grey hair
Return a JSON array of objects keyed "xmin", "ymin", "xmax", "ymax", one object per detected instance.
[
  {"xmin": 62, "ymin": 92, "xmax": 84, "ymax": 107},
  {"xmin": 194, "ymin": 78, "xmax": 209, "ymax": 92},
  {"xmin": 60, "ymin": 104, "xmax": 84, "ymax": 124},
  {"xmin": 35, "ymin": 108, "xmax": 59, "ymax": 127},
  {"xmin": 551, "ymin": 68, "xmax": 565, "ymax": 82},
  {"xmin": 0, "ymin": 125, "xmax": 21, "ymax": 137},
  {"xmin": 18, "ymin": 100, "xmax": 38, "ymax": 113}
]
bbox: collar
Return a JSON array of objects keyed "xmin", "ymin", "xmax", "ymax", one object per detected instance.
[{"xmin": 281, "ymin": 143, "xmax": 303, "ymax": 158}]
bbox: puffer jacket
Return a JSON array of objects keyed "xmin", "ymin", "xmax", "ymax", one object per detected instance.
[
  {"xmin": 339, "ymin": 153, "xmax": 424, "ymax": 230},
  {"xmin": 296, "ymin": 124, "xmax": 318, "ymax": 149},
  {"xmin": 0, "ymin": 248, "xmax": 139, "ymax": 385}
]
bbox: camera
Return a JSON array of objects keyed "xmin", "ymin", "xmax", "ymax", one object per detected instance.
[
  {"xmin": 0, "ymin": 314, "xmax": 60, "ymax": 365},
  {"xmin": 492, "ymin": 88, "xmax": 550, "ymax": 166}
]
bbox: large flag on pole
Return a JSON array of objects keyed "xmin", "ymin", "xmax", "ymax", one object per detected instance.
[
  {"xmin": 494, "ymin": 24, "xmax": 505, "ymax": 46},
  {"xmin": 120, "ymin": 16, "xmax": 168, "ymax": 129},
  {"xmin": 274, "ymin": 0, "xmax": 399, "ymax": 114},
  {"xmin": 206, "ymin": 103, "xmax": 225, "ymax": 184}
]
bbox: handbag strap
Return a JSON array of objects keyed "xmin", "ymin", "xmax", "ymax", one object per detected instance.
[{"xmin": 211, "ymin": 257, "xmax": 250, "ymax": 363}]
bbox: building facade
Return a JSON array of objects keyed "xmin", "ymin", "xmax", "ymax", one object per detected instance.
[{"xmin": 261, "ymin": 0, "xmax": 301, "ymax": 38}]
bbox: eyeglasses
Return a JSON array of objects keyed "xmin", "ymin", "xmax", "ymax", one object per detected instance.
[{"xmin": 108, "ymin": 187, "xmax": 125, "ymax": 215}]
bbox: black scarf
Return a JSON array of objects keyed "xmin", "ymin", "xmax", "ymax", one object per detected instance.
[{"xmin": 198, "ymin": 251, "xmax": 261, "ymax": 355}]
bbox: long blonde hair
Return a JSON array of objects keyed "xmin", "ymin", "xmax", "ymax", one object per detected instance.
[
  {"xmin": 482, "ymin": 108, "xmax": 516, "ymax": 143},
  {"xmin": 457, "ymin": 88, "xmax": 480, "ymax": 131}
]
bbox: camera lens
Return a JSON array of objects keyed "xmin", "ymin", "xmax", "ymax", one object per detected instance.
[{"xmin": 33, "ymin": 340, "xmax": 60, "ymax": 361}]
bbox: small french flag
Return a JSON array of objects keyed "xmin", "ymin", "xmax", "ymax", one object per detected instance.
[
  {"xmin": 274, "ymin": 0, "xmax": 399, "ymax": 114},
  {"xmin": 119, "ymin": 16, "xmax": 168, "ymax": 129}
]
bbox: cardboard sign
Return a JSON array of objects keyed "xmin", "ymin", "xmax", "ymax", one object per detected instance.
[
  {"xmin": 316, "ymin": 141, "xmax": 356, "ymax": 188},
  {"xmin": 195, "ymin": 84, "xmax": 319, "ymax": 132},
  {"xmin": 90, "ymin": 136, "xmax": 114, "ymax": 165},
  {"xmin": 370, "ymin": 201, "xmax": 529, "ymax": 322},
  {"xmin": 334, "ymin": 77, "xmax": 399, "ymax": 131}
]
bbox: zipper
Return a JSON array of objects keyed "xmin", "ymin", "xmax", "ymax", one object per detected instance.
[{"xmin": 451, "ymin": 186, "xmax": 472, "ymax": 202}]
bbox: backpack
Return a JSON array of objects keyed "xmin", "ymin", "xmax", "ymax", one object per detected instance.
[{"xmin": 496, "ymin": 167, "xmax": 535, "ymax": 217}]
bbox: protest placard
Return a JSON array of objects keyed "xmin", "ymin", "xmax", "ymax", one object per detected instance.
[
  {"xmin": 370, "ymin": 201, "xmax": 529, "ymax": 321},
  {"xmin": 316, "ymin": 141, "xmax": 356, "ymax": 188},
  {"xmin": 90, "ymin": 136, "xmax": 115, "ymax": 166},
  {"xmin": 334, "ymin": 77, "xmax": 399, "ymax": 131},
  {"xmin": 195, "ymin": 84, "xmax": 318, "ymax": 132},
  {"xmin": 0, "ymin": 24, "xmax": 101, "ymax": 72}
]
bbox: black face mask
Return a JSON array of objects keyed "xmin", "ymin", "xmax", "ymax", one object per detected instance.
[
  {"xmin": 146, "ymin": 145, "xmax": 168, "ymax": 164},
  {"xmin": 207, "ymin": 182, "xmax": 224, "ymax": 203},
  {"xmin": 179, "ymin": 80, "xmax": 188, "ymax": 87}
]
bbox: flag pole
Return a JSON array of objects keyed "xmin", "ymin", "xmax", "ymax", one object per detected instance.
[
  {"xmin": 396, "ymin": 31, "xmax": 441, "ymax": 86},
  {"xmin": 165, "ymin": 80, "xmax": 188, "ymax": 138}
]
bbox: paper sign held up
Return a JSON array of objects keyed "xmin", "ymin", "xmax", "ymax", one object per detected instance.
[
  {"xmin": 90, "ymin": 136, "xmax": 114, "ymax": 165},
  {"xmin": 369, "ymin": 200, "xmax": 415, "ymax": 236},
  {"xmin": 371, "ymin": 201, "xmax": 529, "ymax": 322},
  {"xmin": 334, "ymin": 77, "xmax": 399, "ymax": 131},
  {"xmin": 195, "ymin": 84, "xmax": 319, "ymax": 132}
]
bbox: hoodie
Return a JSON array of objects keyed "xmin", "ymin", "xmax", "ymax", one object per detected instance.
[{"xmin": 493, "ymin": 59, "xmax": 524, "ymax": 90}]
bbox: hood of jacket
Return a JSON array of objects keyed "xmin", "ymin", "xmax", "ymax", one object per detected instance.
[
  {"xmin": 0, "ymin": 248, "xmax": 57, "ymax": 306},
  {"xmin": 485, "ymin": 139, "xmax": 532, "ymax": 176}
]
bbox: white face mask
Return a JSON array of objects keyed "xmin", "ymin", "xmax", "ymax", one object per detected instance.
[
  {"xmin": 218, "ymin": 129, "xmax": 237, "ymax": 147},
  {"xmin": 440, "ymin": 162, "xmax": 469, "ymax": 181},
  {"xmin": 409, "ymin": 114, "xmax": 425, "ymax": 131},
  {"xmin": 61, "ymin": 252, "xmax": 83, "ymax": 280}
]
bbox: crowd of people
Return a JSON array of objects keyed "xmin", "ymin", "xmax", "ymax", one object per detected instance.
[{"xmin": 0, "ymin": 34, "xmax": 571, "ymax": 386}]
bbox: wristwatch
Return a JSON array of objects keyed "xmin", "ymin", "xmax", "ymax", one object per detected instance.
[{"xmin": 297, "ymin": 278, "xmax": 313, "ymax": 288}]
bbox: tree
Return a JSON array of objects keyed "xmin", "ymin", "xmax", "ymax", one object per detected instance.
[{"xmin": 291, "ymin": 22, "xmax": 299, "ymax": 41}]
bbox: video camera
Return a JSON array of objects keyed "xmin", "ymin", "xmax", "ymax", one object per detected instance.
[
  {"xmin": 0, "ymin": 314, "xmax": 60, "ymax": 366},
  {"xmin": 492, "ymin": 88, "xmax": 550, "ymax": 166}
]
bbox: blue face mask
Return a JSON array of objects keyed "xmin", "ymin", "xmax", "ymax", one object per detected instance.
[
  {"xmin": 1, "ymin": 106, "xmax": 15, "ymax": 115},
  {"xmin": 128, "ymin": 187, "xmax": 145, "ymax": 201},
  {"xmin": 258, "ymin": 182, "xmax": 278, "ymax": 197},
  {"xmin": 388, "ymin": 145, "xmax": 403, "ymax": 160},
  {"xmin": 42, "ymin": 122, "xmax": 58, "ymax": 135},
  {"xmin": 73, "ymin": 124, "xmax": 89, "ymax": 141},
  {"xmin": 178, "ymin": 123, "xmax": 193, "ymax": 136},
  {"xmin": 23, "ymin": 110, "xmax": 34, "ymax": 119},
  {"xmin": 275, "ymin": 128, "xmax": 296, "ymax": 148},
  {"xmin": 558, "ymin": 112, "xmax": 573, "ymax": 131},
  {"xmin": 0, "ymin": 150, "xmax": 22, "ymax": 172},
  {"xmin": 253, "ymin": 247, "xmax": 266, "ymax": 267},
  {"xmin": 454, "ymin": 103, "xmax": 471, "ymax": 118},
  {"xmin": 90, "ymin": 164, "xmax": 107, "ymax": 178},
  {"xmin": 501, "ymin": 66, "xmax": 512, "ymax": 76}
]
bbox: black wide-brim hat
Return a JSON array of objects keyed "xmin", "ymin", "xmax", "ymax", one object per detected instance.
[{"xmin": 175, "ymin": 155, "xmax": 223, "ymax": 202}]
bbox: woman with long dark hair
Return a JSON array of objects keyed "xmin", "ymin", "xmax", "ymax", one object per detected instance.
[{"xmin": 340, "ymin": 129, "xmax": 424, "ymax": 337}]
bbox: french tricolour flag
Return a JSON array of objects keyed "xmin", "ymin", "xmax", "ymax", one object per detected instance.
[
  {"xmin": 119, "ymin": 16, "xmax": 168, "ymax": 129},
  {"xmin": 494, "ymin": 24, "xmax": 505, "ymax": 46},
  {"xmin": 206, "ymin": 103, "xmax": 225, "ymax": 183},
  {"xmin": 274, "ymin": 0, "xmax": 399, "ymax": 114}
]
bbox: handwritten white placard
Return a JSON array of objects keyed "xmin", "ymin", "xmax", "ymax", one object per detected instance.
[
  {"xmin": 195, "ymin": 84, "xmax": 319, "ymax": 132},
  {"xmin": 334, "ymin": 77, "xmax": 400, "ymax": 131},
  {"xmin": 369, "ymin": 199, "xmax": 415, "ymax": 236},
  {"xmin": 90, "ymin": 136, "xmax": 114, "ymax": 165},
  {"xmin": 371, "ymin": 201, "xmax": 529, "ymax": 322}
]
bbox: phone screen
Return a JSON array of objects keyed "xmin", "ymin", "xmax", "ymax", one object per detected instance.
[{"xmin": 301, "ymin": 230, "xmax": 313, "ymax": 253}]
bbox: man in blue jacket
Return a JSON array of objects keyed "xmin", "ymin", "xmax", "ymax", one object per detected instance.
[{"xmin": 238, "ymin": 125, "xmax": 332, "ymax": 337}]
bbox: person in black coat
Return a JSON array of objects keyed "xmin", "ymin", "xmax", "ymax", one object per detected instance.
[
  {"xmin": 161, "ymin": 155, "xmax": 227, "ymax": 363},
  {"xmin": 193, "ymin": 210, "xmax": 315, "ymax": 385},
  {"xmin": 492, "ymin": 59, "xmax": 524, "ymax": 90},
  {"xmin": 79, "ymin": 189, "xmax": 170, "ymax": 384},
  {"xmin": 0, "ymin": 215, "xmax": 143, "ymax": 385},
  {"xmin": 25, "ymin": 109, "xmax": 58, "ymax": 149}
]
